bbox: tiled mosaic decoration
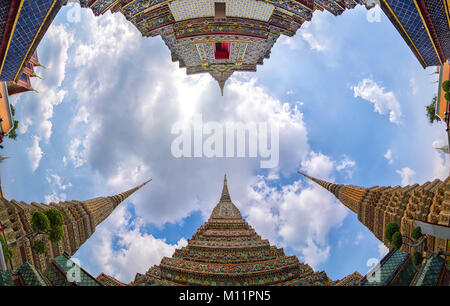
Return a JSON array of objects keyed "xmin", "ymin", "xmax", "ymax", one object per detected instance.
[
  {"xmin": 384, "ymin": 0, "xmax": 440, "ymax": 66},
  {"xmin": 169, "ymin": 0, "xmax": 274, "ymax": 22},
  {"xmin": 361, "ymin": 250, "xmax": 409, "ymax": 286},
  {"xmin": 0, "ymin": 0, "xmax": 13, "ymax": 48},
  {"xmin": 91, "ymin": 0, "xmax": 119, "ymax": 15},
  {"xmin": 0, "ymin": 0, "xmax": 56, "ymax": 81},
  {"xmin": 423, "ymin": 0, "xmax": 450, "ymax": 60},
  {"xmin": 413, "ymin": 255, "xmax": 446, "ymax": 286},
  {"xmin": 122, "ymin": 0, "xmax": 168, "ymax": 18}
]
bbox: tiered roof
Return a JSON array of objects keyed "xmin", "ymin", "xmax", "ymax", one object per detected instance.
[{"xmin": 130, "ymin": 175, "xmax": 331, "ymax": 286}]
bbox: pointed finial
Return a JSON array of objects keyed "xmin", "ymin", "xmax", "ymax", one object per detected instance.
[
  {"xmin": 297, "ymin": 171, "xmax": 314, "ymax": 180},
  {"xmin": 139, "ymin": 178, "xmax": 152, "ymax": 188},
  {"xmin": 107, "ymin": 179, "xmax": 152, "ymax": 208},
  {"xmin": 219, "ymin": 81, "xmax": 224, "ymax": 96},
  {"xmin": 297, "ymin": 171, "xmax": 339, "ymax": 195},
  {"xmin": 297, "ymin": 171, "xmax": 307, "ymax": 177},
  {"xmin": 36, "ymin": 63, "xmax": 47, "ymax": 69},
  {"xmin": 30, "ymin": 73, "xmax": 43, "ymax": 80},
  {"xmin": 435, "ymin": 145, "xmax": 449, "ymax": 154},
  {"xmin": 220, "ymin": 174, "xmax": 231, "ymax": 202}
]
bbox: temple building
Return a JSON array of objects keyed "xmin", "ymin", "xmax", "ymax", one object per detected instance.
[
  {"xmin": 78, "ymin": 0, "xmax": 369, "ymax": 94},
  {"xmin": 77, "ymin": 1, "xmax": 450, "ymax": 92},
  {"xmin": 0, "ymin": 0, "xmax": 66, "ymax": 82},
  {"xmin": 6, "ymin": 51, "xmax": 42, "ymax": 95},
  {"xmin": 298, "ymin": 172, "xmax": 450, "ymax": 261},
  {"xmin": 0, "ymin": 179, "xmax": 151, "ymax": 272},
  {"xmin": 125, "ymin": 175, "xmax": 333, "ymax": 286},
  {"xmin": 1, "ymin": 175, "xmax": 448, "ymax": 286},
  {"xmin": 379, "ymin": 0, "xmax": 450, "ymax": 68}
]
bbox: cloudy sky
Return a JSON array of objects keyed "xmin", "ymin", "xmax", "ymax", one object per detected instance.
[{"xmin": 2, "ymin": 4, "xmax": 449, "ymax": 283}]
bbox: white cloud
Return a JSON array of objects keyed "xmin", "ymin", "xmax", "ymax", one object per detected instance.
[
  {"xmin": 354, "ymin": 232, "xmax": 364, "ymax": 246},
  {"xmin": 43, "ymin": 24, "xmax": 74, "ymax": 87},
  {"xmin": 430, "ymin": 149, "xmax": 450, "ymax": 180},
  {"xmin": 68, "ymin": 138, "xmax": 87, "ymax": 168},
  {"xmin": 279, "ymin": 11, "xmax": 330, "ymax": 53},
  {"xmin": 378, "ymin": 243, "xmax": 389, "ymax": 259},
  {"xmin": 409, "ymin": 77, "xmax": 418, "ymax": 95},
  {"xmin": 352, "ymin": 78, "xmax": 402, "ymax": 124},
  {"xmin": 87, "ymin": 204, "xmax": 187, "ymax": 283},
  {"xmin": 384, "ymin": 149, "xmax": 393, "ymax": 164},
  {"xmin": 44, "ymin": 171, "xmax": 72, "ymax": 203},
  {"xmin": 18, "ymin": 117, "xmax": 32, "ymax": 134},
  {"xmin": 300, "ymin": 151, "xmax": 334, "ymax": 180},
  {"xmin": 11, "ymin": 23, "xmax": 73, "ymax": 167},
  {"xmin": 73, "ymin": 11, "xmax": 138, "ymax": 68},
  {"xmin": 45, "ymin": 192, "xmax": 67, "ymax": 204},
  {"xmin": 26, "ymin": 136, "xmax": 43, "ymax": 172},
  {"xmin": 336, "ymin": 155, "xmax": 356, "ymax": 179},
  {"xmin": 67, "ymin": 11, "xmax": 311, "ymax": 226},
  {"xmin": 396, "ymin": 167, "xmax": 416, "ymax": 186},
  {"xmin": 55, "ymin": 9, "xmax": 353, "ymax": 277},
  {"xmin": 430, "ymin": 138, "xmax": 450, "ymax": 180},
  {"xmin": 301, "ymin": 27, "xmax": 325, "ymax": 52},
  {"xmin": 245, "ymin": 176, "xmax": 348, "ymax": 269}
]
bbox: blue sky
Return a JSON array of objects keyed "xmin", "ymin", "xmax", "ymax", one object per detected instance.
[{"xmin": 1, "ymin": 3, "xmax": 449, "ymax": 283}]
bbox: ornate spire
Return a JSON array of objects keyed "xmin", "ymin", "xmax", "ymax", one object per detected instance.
[
  {"xmin": 298, "ymin": 171, "xmax": 450, "ymax": 258},
  {"xmin": 1, "ymin": 178, "xmax": 152, "ymax": 272},
  {"xmin": 209, "ymin": 174, "xmax": 242, "ymax": 220},
  {"xmin": 297, "ymin": 171, "xmax": 368, "ymax": 214},
  {"xmin": 220, "ymin": 174, "xmax": 231, "ymax": 202},
  {"xmin": 107, "ymin": 179, "xmax": 152, "ymax": 208},
  {"xmin": 209, "ymin": 71, "xmax": 232, "ymax": 96},
  {"xmin": 130, "ymin": 175, "xmax": 331, "ymax": 286},
  {"xmin": 218, "ymin": 78, "xmax": 227, "ymax": 96},
  {"xmin": 297, "ymin": 171, "xmax": 341, "ymax": 197},
  {"xmin": 82, "ymin": 179, "xmax": 152, "ymax": 229}
]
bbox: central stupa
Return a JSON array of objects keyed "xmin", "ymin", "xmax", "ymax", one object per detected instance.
[{"xmin": 129, "ymin": 175, "xmax": 332, "ymax": 286}]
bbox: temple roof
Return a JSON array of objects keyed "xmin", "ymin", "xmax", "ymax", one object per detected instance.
[{"xmin": 129, "ymin": 175, "xmax": 331, "ymax": 286}]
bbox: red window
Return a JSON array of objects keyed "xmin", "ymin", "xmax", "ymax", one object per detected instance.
[{"xmin": 214, "ymin": 42, "xmax": 230, "ymax": 60}]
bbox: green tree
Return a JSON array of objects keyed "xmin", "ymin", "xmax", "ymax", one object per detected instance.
[
  {"xmin": 29, "ymin": 209, "xmax": 64, "ymax": 254},
  {"xmin": 385, "ymin": 222, "xmax": 400, "ymax": 242},
  {"xmin": 443, "ymin": 80, "xmax": 450, "ymax": 93},
  {"xmin": 31, "ymin": 211, "xmax": 50, "ymax": 233},
  {"xmin": 426, "ymin": 95, "xmax": 441, "ymax": 124},
  {"xmin": 392, "ymin": 232, "xmax": 403, "ymax": 250},
  {"xmin": 33, "ymin": 240, "xmax": 46, "ymax": 254},
  {"xmin": 412, "ymin": 251, "xmax": 423, "ymax": 266},
  {"xmin": 412, "ymin": 227, "xmax": 422, "ymax": 240},
  {"xmin": 7, "ymin": 120, "xmax": 18, "ymax": 140},
  {"xmin": 48, "ymin": 226, "xmax": 64, "ymax": 243},
  {"xmin": 45, "ymin": 209, "xmax": 64, "ymax": 227}
]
